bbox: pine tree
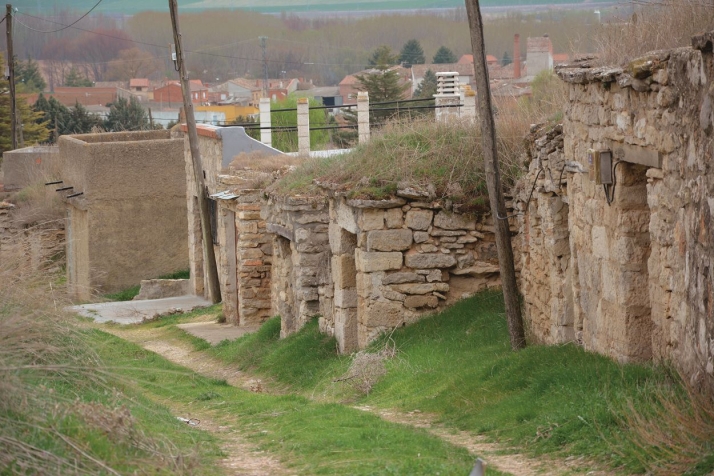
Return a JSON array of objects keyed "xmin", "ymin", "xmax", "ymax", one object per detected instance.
[
  {"xmin": 355, "ymin": 68, "xmax": 410, "ymax": 122},
  {"xmin": 15, "ymin": 57, "xmax": 47, "ymax": 93},
  {"xmin": 399, "ymin": 39, "xmax": 425, "ymax": 65},
  {"xmin": 104, "ymin": 96, "xmax": 149, "ymax": 132},
  {"xmin": 66, "ymin": 102, "xmax": 102, "ymax": 136},
  {"xmin": 0, "ymin": 54, "xmax": 49, "ymax": 154},
  {"xmin": 414, "ymin": 69, "xmax": 437, "ymax": 99},
  {"xmin": 367, "ymin": 45, "xmax": 399, "ymax": 70},
  {"xmin": 34, "ymin": 94, "xmax": 71, "ymax": 142},
  {"xmin": 432, "ymin": 46, "xmax": 458, "ymax": 64},
  {"xmin": 502, "ymin": 51, "xmax": 512, "ymax": 66},
  {"xmin": 65, "ymin": 67, "xmax": 93, "ymax": 87}
]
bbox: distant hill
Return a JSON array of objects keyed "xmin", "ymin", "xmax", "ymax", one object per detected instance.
[{"xmin": 12, "ymin": 0, "xmax": 625, "ymax": 16}]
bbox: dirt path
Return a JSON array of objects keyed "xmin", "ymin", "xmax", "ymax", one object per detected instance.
[
  {"xmin": 102, "ymin": 323, "xmax": 610, "ymax": 476},
  {"xmin": 101, "ymin": 324, "xmax": 287, "ymax": 475}
]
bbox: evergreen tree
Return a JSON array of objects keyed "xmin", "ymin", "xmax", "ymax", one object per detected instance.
[
  {"xmin": 355, "ymin": 68, "xmax": 410, "ymax": 122},
  {"xmin": 64, "ymin": 67, "xmax": 93, "ymax": 87},
  {"xmin": 367, "ymin": 45, "xmax": 399, "ymax": 70},
  {"xmin": 502, "ymin": 51, "xmax": 513, "ymax": 66},
  {"xmin": 104, "ymin": 96, "xmax": 149, "ymax": 132},
  {"xmin": 34, "ymin": 94, "xmax": 70, "ymax": 142},
  {"xmin": 399, "ymin": 39, "xmax": 425, "ymax": 65},
  {"xmin": 66, "ymin": 102, "xmax": 103, "ymax": 135},
  {"xmin": 414, "ymin": 69, "xmax": 437, "ymax": 99},
  {"xmin": 15, "ymin": 57, "xmax": 46, "ymax": 93},
  {"xmin": 0, "ymin": 54, "xmax": 49, "ymax": 154},
  {"xmin": 432, "ymin": 46, "xmax": 458, "ymax": 64}
]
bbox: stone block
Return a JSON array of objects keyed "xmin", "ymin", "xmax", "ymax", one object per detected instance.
[
  {"xmin": 358, "ymin": 209, "xmax": 385, "ymax": 231},
  {"xmin": 381, "ymin": 287, "xmax": 407, "ymax": 301},
  {"xmin": 335, "ymin": 288, "xmax": 358, "ymax": 308},
  {"xmin": 363, "ymin": 300, "xmax": 406, "ymax": 327},
  {"xmin": 414, "ymin": 231, "xmax": 430, "ymax": 243},
  {"xmin": 366, "ymin": 229, "xmax": 413, "ymax": 252},
  {"xmin": 405, "ymin": 252, "xmax": 457, "ymax": 269},
  {"xmin": 385, "ymin": 208, "xmax": 404, "ymax": 228},
  {"xmin": 390, "ymin": 282, "xmax": 449, "ymax": 295},
  {"xmin": 434, "ymin": 211, "xmax": 476, "ymax": 230},
  {"xmin": 329, "ymin": 222, "xmax": 357, "ymax": 255},
  {"xmin": 335, "ymin": 308, "xmax": 358, "ymax": 354},
  {"xmin": 241, "ymin": 248, "xmax": 264, "ymax": 259},
  {"xmin": 592, "ymin": 226, "xmax": 609, "ymax": 260},
  {"xmin": 332, "ymin": 254, "xmax": 357, "ymax": 288},
  {"xmin": 404, "ymin": 295, "xmax": 439, "ymax": 309},
  {"xmin": 382, "ymin": 272, "xmax": 424, "ymax": 285},
  {"xmin": 134, "ymin": 279, "xmax": 190, "ymax": 300},
  {"xmin": 405, "ymin": 210, "xmax": 434, "ymax": 231},
  {"xmin": 335, "ymin": 199, "xmax": 359, "ymax": 234},
  {"xmin": 355, "ymin": 249, "xmax": 403, "ymax": 272}
]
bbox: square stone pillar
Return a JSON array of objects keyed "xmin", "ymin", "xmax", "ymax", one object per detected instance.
[
  {"xmin": 357, "ymin": 92, "xmax": 370, "ymax": 144},
  {"xmin": 297, "ymin": 97, "xmax": 310, "ymax": 155},
  {"xmin": 259, "ymin": 98, "xmax": 272, "ymax": 147}
]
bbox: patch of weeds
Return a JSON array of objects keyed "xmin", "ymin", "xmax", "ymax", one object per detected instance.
[{"xmin": 196, "ymin": 391, "xmax": 221, "ymax": 401}]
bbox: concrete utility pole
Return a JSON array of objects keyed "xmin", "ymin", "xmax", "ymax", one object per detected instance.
[
  {"xmin": 464, "ymin": 0, "xmax": 526, "ymax": 350},
  {"xmin": 6, "ymin": 4, "xmax": 17, "ymax": 150},
  {"xmin": 169, "ymin": 0, "xmax": 221, "ymax": 304}
]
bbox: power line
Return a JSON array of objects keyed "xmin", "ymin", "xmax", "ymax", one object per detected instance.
[{"xmin": 13, "ymin": 0, "xmax": 103, "ymax": 33}]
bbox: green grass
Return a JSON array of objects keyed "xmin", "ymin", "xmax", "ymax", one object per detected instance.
[
  {"xmin": 88, "ymin": 329, "xmax": 490, "ymax": 475},
  {"xmin": 104, "ymin": 269, "xmax": 190, "ymax": 302},
  {"xmin": 194, "ymin": 291, "xmax": 714, "ymax": 474}
]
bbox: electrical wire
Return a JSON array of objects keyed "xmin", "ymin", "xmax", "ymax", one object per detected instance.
[
  {"xmin": 0, "ymin": 14, "xmax": 6, "ymax": 26},
  {"xmin": 13, "ymin": 0, "xmax": 103, "ymax": 33}
]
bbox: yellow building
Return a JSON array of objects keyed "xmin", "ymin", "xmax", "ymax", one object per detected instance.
[{"xmin": 195, "ymin": 105, "xmax": 259, "ymax": 123}]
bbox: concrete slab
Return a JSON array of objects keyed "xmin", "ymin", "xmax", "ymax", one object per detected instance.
[
  {"xmin": 177, "ymin": 322, "xmax": 260, "ymax": 345},
  {"xmin": 70, "ymin": 295, "xmax": 212, "ymax": 324}
]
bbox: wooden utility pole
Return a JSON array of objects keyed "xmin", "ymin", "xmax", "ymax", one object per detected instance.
[
  {"xmin": 6, "ymin": 4, "xmax": 17, "ymax": 150},
  {"xmin": 464, "ymin": 0, "xmax": 526, "ymax": 350},
  {"xmin": 168, "ymin": 0, "xmax": 221, "ymax": 304}
]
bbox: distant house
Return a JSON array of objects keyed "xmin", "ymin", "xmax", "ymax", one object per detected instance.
[
  {"xmin": 527, "ymin": 36, "xmax": 554, "ymax": 77},
  {"xmin": 153, "ymin": 80, "xmax": 207, "ymax": 106},
  {"xmin": 19, "ymin": 87, "xmax": 121, "ymax": 108},
  {"xmin": 129, "ymin": 78, "xmax": 149, "ymax": 93},
  {"xmin": 211, "ymin": 77, "xmax": 300, "ymax": 105}
]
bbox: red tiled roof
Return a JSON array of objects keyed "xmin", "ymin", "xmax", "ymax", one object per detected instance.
[{"xmin": 130, "ymin": 78, "xmax": 149, "ymax": 88}]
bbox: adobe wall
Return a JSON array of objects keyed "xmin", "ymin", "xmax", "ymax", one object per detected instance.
[
  {"xmin": 58, "ymin": 131, "xmax": 187, "ymax": 300},
  {"xmin": 1, "ymin": 146, "xmax": 59, "ymax": 191},
  {"xmin": 517, "ymin": 36, "xmax": 714, "ymax": 381}
]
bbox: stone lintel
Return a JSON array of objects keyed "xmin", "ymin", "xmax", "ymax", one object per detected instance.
[
  {"xmin": 610, "ymin": 142, "xmax": 662, "ymax": 169},
  {"xmin": 266, "ymin": 223, "xmax": 294, "ymax": 241}
]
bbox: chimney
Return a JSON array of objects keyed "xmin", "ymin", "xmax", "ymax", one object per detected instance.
[{"xmin": 513, "ymin": 34, "xmax": 521, "ymax": 79}]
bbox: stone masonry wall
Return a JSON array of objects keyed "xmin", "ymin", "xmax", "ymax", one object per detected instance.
[{"xmin": 518, "ymin": 35, "xmax": 714, "ymax": 381}]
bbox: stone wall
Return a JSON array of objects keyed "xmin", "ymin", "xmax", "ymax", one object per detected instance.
[
  {"xmin": 258, "ymin": 190, "xmax": 508, "ymax": 352},
  {"xmin": 517, "ymin": 36, "xmax": 714, "ymax": 381}
]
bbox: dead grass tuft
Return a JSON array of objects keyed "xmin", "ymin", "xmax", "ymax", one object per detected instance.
[
  {"xmin": 614, "ymin": 373, "xmax": 714, "ymax": 475},
  {"xmin": 594, "ymin": 0, "xmax": 714, "ymax": 66},
  {"xmin": 336, "ymin": 339, "xmax": 398, "ymax": 395}
]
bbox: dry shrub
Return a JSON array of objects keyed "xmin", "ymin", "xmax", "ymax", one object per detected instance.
[
  {"xmin": 595, "ymin": 0, "xmax": 714, "ymax": 66},
  {"xmin": 226, "ymin": 151, "xmax": 306, "ymax": 189},
  {"xmin": 0, "ymin": 259, "xmax": 197, "ymax": 474},
  {"xmin": 8, "ymin": 154, "xmax": 65, "ymax": 228},
  {"xmin": 336, "ymin": 341, "xmax": 397, "ymax": 395},
  {"xmin": 610, "ymin": 371, "xmax": 714, "ymax": 475}
]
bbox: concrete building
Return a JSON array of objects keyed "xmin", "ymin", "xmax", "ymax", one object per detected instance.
[
  {"xmin": 58, "ymin": 130, "xmax": 188, "ymax": 300},
  {"xmin": 527, "ymin": 36, "xmax": 554, "ymax": 78},
  {"xmin": 1, "ymin": 145, "xmax": 59, "ymax": 192}
]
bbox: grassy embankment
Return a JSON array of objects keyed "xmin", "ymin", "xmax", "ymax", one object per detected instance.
[{"xmin": 155, "ymin": 290, "xmax": 713, "ymax": 475}]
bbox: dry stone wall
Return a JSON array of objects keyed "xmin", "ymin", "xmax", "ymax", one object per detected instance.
[{"xmin": 517, "ymin": 35, "xmax": 714, "ymax": 382}]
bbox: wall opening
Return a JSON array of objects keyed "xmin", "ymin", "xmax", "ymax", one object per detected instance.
[
  {"xmin": 272, "ymin": 235, "xmax": 296, "ymax": 337},
  {"xmin": 332, "ymin": 226, "xmax": 358, "ymax": 354},
  {"xmin": 610, "ymin": 162, "xmax": 653, "ymax": 361}
]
